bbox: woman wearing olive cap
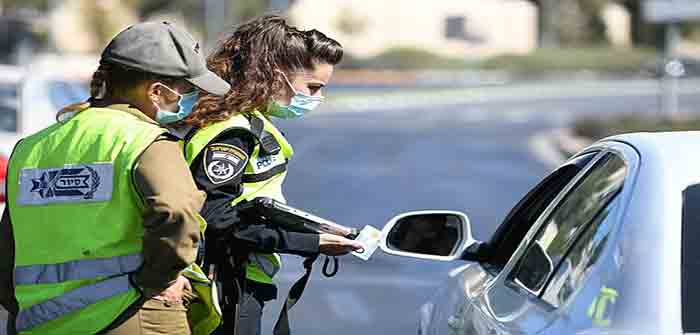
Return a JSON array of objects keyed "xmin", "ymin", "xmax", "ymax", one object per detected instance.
[{"xmin": 0, "ymin": 22, "xmax": 229, "ymax": 335}]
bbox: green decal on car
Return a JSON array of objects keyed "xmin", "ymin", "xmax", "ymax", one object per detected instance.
[{"xmin": 587, "ymin": 286, "xmax": 618, "ymax": 327}]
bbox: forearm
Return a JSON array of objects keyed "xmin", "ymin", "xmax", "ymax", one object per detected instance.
[
  {"xmin": 231, "ymin": 220, "xmax": 320, "ymax": 257},
  {"xmin": 203, "ymin": 199, "xmax": 320, "ymax": 257},
  {"xmin": 135, "ymin": 139, "xmax": 206, "ymax": 290}
]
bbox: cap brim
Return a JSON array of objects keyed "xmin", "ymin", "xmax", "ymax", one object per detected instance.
[{"xmin": 187, "ymin": 70, "xmax": 231, "ymax": 96}]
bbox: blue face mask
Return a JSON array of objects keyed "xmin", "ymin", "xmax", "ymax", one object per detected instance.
[
  {"xmin": 269, "ymin": 72, "xmax": 325, "ymax": 119},
  {"xmin": 153, "ymin": 84, "xmax": 199, "ymax": 124}
]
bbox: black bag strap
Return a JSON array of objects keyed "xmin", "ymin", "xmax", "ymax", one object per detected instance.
[
  {"xmin": 273, "ymin": 255, "xmax": 317, "ymax": 335},
  {"xmin": 272, "ymin": 255, "xmax": 339, "ymax": 335}
]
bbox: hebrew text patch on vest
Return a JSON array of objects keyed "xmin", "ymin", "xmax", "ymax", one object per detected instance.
[{"xmin": 18, "ymin": 163, "xmax": 114, "ymax": 205}]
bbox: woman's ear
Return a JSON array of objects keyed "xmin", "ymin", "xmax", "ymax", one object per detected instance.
[{"xmin": 146, "ymin": 82, "xmax": 162, "ymax": 103}]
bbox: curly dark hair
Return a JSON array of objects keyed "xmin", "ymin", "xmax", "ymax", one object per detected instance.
[{"xmin": 186, "ymin": 15, "xmax": 343, "ymax": 128}]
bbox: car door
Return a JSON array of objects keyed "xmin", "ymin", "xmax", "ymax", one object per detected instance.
[
  {"xmin": 461, "ymin": 144, "xmax": 636, "ymax": 335},
  {"xmin": 424, "ymin": 151, "xmax": 600, "ymax": 335}
]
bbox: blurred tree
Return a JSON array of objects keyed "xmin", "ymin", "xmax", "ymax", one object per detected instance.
[
  {"xmin": 576, "ymin": 0, "xmax": 608, "ymax": 44},
  {"xmin": 124, "ymin": 0, "xmax": 271, "ymax": 22},
  {"xmin": 125, "ymin": 0, "xmax": 203, "ymax": 21},
  {"xmin": 0, "ymin": 0, "xmax": 50, "ymax": 12},
  {"xmin": 82, "ymin": 0, "xmax": 138, "ymax": 48},
  {"xmin": 334, "ymin": 7, "xmax": 367, "ymax": 36},
  {"xmin": 120, "ymin": 0, "xmax": 270, "ymax": 36},
  {"xmin": 529, "ymin": 0, "xmax": 609, "ymax": 46},
  {"xmin": 528, "ymin": 0, "xmax": 559, "ymax": 47},
  {"xmin": 231, "ymin": 0, "xmax": 270, "ymax": 22},
  {"xmin": 558, "ymin": 0, "xmax": 591, "ymax": 44},
  {"xmin": 619, "ymin": 0, "xmax": 663, "ymax": 48}
]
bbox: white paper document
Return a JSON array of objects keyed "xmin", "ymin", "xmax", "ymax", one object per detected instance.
[{"xmin": 351, "ymin": 225, "xmax": 382, "ymax": 261}]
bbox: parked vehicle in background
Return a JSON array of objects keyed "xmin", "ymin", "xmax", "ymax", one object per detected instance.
[
  {"xmin": 378, "ymin": 132, "xmax": 700, "ymax": 334},
  {"xmin": 0, "ymin": 55, "xmax": 94, "ymax": 209},
  {"xmin": 0, "ymin": 14, "xmax": 40, "ymax": 66},
  {"xmin": 0, "ymin": 64, "xmax": 25, "ymax": 206},
  {"xmin": 639, "ymin": 56, "xmax": 700, "ymax": 78}
]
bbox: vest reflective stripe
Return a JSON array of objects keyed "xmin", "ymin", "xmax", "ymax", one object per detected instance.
[
  {"xmin": 185, "ymin": 110, "xmax": 293, "ymax": 285},
  {"xmin": 15, "ymin": 253, "xmax": 142, "ymax": 285},
  {"xmin": 241, "ymin": 161, "xmax": 288, "ymax": 183},
  {"xmin": 182, "ymin": 264, "xmax": 210, "ymax": 283},
  {"xmin": 16, "ymin": 275, "xmax": 132, "ymax": 331}
]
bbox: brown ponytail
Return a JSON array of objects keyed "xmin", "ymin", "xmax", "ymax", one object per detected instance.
[
  {"xmin": 90, "ymin": 62, "xmax": 110, "ymax": 99},
  {"xmin": 56, "ymin": 63, "xmax": 109, "ymax": 119}
]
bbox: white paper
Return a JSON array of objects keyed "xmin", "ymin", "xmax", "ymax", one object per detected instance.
[{"xmin": 351, "ymin": 225, "xmax": 382, "ymax": 261}]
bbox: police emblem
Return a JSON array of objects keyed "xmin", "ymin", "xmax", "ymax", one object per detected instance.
[
  {"xmin": 30, "ymin": 165, "xmax": 100, "ymax": 199},
  {"xmin": 204, "ymin": 144, "xmax": 248, "ymax": 185},
  {"xmin": 18, "ymin": 163, "xmax": 113, "ymax": 205}
]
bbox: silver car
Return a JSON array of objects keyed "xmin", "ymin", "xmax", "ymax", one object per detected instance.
[{"xmin": 378, "ymin": 132, "xmax": 699, "ymax": 335}]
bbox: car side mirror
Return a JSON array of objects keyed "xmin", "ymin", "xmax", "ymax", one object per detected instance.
[{"xmin": 379, "ymin": 211, "xmax": 478, "ymax": 261}]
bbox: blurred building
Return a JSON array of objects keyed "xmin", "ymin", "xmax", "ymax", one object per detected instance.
[
  {"xmin": 287, "ymin": 0, "xmax": 537, "ymax": 59},
  {"xmin": 49, "ymin": 0, "xmax": 137, "ymax": 53},
  {"xmin": 601, "ymin": 3, "xmax": 631, "ymax": 48}
]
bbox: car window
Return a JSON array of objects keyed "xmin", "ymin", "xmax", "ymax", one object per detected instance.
[
  {"xmin": 485, "ymin": 152, "xmax": 598, "ymax": 272},
  {"xmin": 540, "ymin": 191, "xmax": 621, "ymax": 307},
  {"xmin": 508, "ymin": 153, "xmax": 627, "ymax": 296},
  {"xmin": 682, "ymin": 184, "xmax": 700, "ymax": 333}
]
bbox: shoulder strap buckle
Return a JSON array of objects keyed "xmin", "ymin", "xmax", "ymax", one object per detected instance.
[{"xmin": 248, "ymin": 114, "xmax": 281, "ymax": 156}]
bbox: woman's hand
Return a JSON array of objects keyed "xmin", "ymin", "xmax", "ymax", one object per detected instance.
[
  {"xmin": 153, "ymin": 275, "xmax": 192, "ymax": 304},
  {"xmin": 319, "ymin": 233, "xmax": 364, "ymax": 256}
]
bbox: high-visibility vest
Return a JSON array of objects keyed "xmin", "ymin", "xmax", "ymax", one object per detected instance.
[
  {"xmin": 182, "ymin": 262, "xmax": 222, "ymax": 335},
  {"xmin": 6, "ymin": 107, "xmax": 167, "ymax": 334},
  {"xmin": 179, "ymin": 210, "xmax": 222, "ymax": 335},
  {"xmin": 185, "ymin": 109, "xmax": 294, "ymax": 285}
]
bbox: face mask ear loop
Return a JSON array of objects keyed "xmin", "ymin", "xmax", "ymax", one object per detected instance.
[
  {"xmin": 277, "ymin": 70, "xmax": 300, "ymax": 95},
  {"xmin": 154, "ymin": 82, "xmax": 183, "ymax": 105}
]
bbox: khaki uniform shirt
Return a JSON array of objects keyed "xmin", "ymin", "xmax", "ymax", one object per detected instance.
[{"xmin": 0, "ymin": 104, "xmax": 205, "ymax": 333}]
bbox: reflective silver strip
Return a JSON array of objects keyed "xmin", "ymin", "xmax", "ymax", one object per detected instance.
[
  {"xmin": 249, "ymin": 253, "xmax": 280, "ymax": 278},
  {"xmin": 16, "ymin": 274, "xmax": 133, "ymax": 331},
  {"xmin": 15, "ymin": 253, "xmax": 143, "ymax": 285}
]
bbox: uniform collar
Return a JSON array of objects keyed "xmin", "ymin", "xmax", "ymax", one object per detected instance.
[
  {"xmin": 167, "ymin": 124, "xmax": 194, "ymax": 140},
  {"xmin": 101, "ymin": 104, "xmax": 159, "ymax": 126}
]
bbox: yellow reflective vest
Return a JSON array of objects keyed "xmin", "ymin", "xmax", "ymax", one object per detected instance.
[
  {"xmin": 7, "ymin": 107, "xmax": 166, "ymax": 334},
  {"xmin": 184, "ymin": 109, "xmax": 294, "ymax": 285}
]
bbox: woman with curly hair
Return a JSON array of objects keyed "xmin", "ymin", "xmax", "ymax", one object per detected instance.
[{"xmin": 181, "ymin": 15, "xmax": 362, "ymax": 335}]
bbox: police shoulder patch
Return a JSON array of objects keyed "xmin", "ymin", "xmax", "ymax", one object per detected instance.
[{"xmin": 203, "ymin": 143, "xmax": 248, "ymax": 185}]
